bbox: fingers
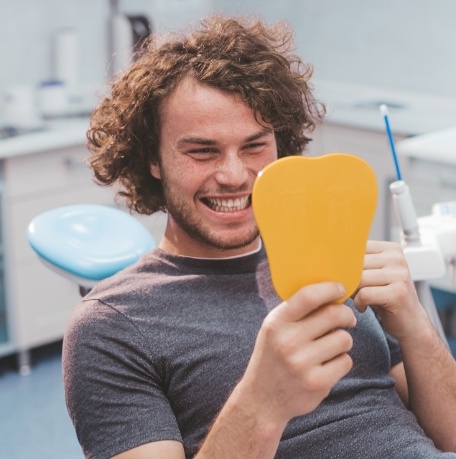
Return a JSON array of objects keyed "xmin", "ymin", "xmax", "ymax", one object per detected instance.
[
  {"xmin": 364, "ymin": 240, "xmax": 405, "ymax": 269},
  {"xmin": 313, "ymin": 352, "xmax": 354, "ymax": 390},
  {"xmin": 355, "ymin": 240, "xmax": 413, "ymax": 312},
  {"xmin": 353, "ymin": 241, "xmax": 424, "ymax": 339},
  {"xmin": 365, "ymin": 239, "xmax": 399, "ymax": 253},
  {"xmin": 297, "ymin": 328, "xmax": 354, "ymax": 367},
  {"xmin": 354, "ymin": 279, "xmax": 413, "ymax": 311},
  {"xmin": 273, "ymin": 282, "xmax": 347, "ymax": 323},
  {"xmin": 292, "ymin": 331, "xmax": 354, "ymax": 400},
  {"xmin": 249, "ymin": 283, "xmax": 356, "ymax": 421},
  {"xmin": 358, "ymin": 264, "xmax": 408, "ymax": 288},
  {"xmin": 303, "ymin": 303, "xmax": 357, "ymax": 341}
]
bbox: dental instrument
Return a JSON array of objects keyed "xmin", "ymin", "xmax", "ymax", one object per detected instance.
[{"xmin": 381, "ymin": 104, "xmax": 450, "ymax": 346}]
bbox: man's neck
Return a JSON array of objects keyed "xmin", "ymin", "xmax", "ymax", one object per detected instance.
[
  {"xmin": 183, "ymin": 240, "xmax": 262, "ymax": 260},
  {"xmin": 158, "ymin": 237, "xmax": 262, "ymax": 260}
]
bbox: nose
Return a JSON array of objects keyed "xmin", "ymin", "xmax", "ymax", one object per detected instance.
[{"xmin": 214, "ymin": 153, "xmax": 249, "ymax": 187}]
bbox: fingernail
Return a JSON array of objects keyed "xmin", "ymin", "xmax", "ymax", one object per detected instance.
[{"xmin": 338, "ymin": 284, "xmax": 346, "ymax": 296}]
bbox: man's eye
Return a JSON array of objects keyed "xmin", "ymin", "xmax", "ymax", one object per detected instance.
[
  {"xmin": 245, "ymin": 142, "xmax": 265, "ymax": 151},
  {"xmin": 191, "ymin": 148, "xmax": 216, "ymax": 154},
  {"xmin": 187, "ymin": 149, "xmax": 218, "ymax": 160}
]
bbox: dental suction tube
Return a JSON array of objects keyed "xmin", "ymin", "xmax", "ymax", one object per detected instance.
[{"xmin": 389, "ymin": 180, "xmax": 420, "ymax": 245}]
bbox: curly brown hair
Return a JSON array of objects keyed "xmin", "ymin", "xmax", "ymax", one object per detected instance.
[{"xmin": 87, "ymin": 15, "xmax": 325, "ymax": 215}]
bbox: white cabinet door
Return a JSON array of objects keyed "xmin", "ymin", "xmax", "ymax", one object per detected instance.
[
  {"xmin": 5, "ymin": 144, "xmax": 92, "ymax": 198},
  {"xmin": 6, "ymin": 183, "xmax": 113, "ymax": 351},
  {"xmin": 9, "ymin": 259, "xmax": 81, "ymax": 350}
]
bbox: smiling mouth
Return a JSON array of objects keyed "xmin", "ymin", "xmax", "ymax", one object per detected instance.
[{"xmin": 202, "ymin": 195, "xmax": 251, "ymax": 212}]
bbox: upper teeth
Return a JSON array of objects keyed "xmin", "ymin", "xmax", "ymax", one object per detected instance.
[{"xmin": 207, "ymin": 196, "xmax": 250, "ymax": 212}]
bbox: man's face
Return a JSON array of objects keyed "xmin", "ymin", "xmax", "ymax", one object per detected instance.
[{"xmin": 150, "ymin": 77, "xmax": 278, "ymax": 258}]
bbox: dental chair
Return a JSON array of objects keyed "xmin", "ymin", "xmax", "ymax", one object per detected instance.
[{"xmin": 27, "ymin": 204, "xmax": 156, "ymax": 296}]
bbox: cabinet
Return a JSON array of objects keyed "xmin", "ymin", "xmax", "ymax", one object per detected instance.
[
  {"xmin": 401, "ymin": 157, "xmax": 456, "ymax": 218},
  {"xmin": 309, "ymin": 122, "xmax": 407, "ymax": 241},
  {"xmin": 1, "ymin": 144, "xmax": 166, "ymax": 370}
]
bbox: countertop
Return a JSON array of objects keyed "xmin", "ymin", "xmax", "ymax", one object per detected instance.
[
  {"xmin": 396, "ymin": 127, "xmax": 456, "ymax": 166},
  {"xmin": 315, "ymin": 80, "xmax": 456, "ymax": 136},
  {"xmin": 1, "ymin": 80, "xmax": 456, "ymax": 160},
  {"xmin": 0, "ymin": 117, "xmax": 89, "ymax": 160}
]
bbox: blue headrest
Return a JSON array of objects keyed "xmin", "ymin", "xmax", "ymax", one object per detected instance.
[{"xmin": 27, "ymin": 204, "xmax": 156, "ymax": 282}]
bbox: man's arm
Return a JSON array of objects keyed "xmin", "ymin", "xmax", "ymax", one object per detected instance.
[
  {"xmin": 397, "ymin": 317, "xmax": 456, "ymax": 451},
  {"xmin": 354, "ymin": 240, "xmax": 456, "ymax": 452},
  {"xmin": 389, "ymin": 362, "xmax": 408, "ymax": 405},
  {"xmin": 110, "ymin": 440, "xmax": 185, "ymax": 458}
]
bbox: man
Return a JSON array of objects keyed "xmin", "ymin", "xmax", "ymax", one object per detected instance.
[{"xmin": 63, "ymin": 15, "xmax": 456, "ymax": 458}]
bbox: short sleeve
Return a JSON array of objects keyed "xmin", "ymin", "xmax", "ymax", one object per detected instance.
[
  {"xmin": 63, "ymin": 299, "xmax": 183, "ymax": 459},
  {"xmin": 384, "ymin": 329, "xmax": 403, "ymax": 368}
]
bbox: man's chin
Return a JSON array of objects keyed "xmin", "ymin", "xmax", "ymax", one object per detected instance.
[
  {"xmin": 206, "ymin": 231, "xmax": 260, "ymax": 252},
  {"xmin": 167, "ymin": 210, "xmax": 259, "ymax": 252}
]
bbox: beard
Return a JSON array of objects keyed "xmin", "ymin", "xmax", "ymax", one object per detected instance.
[{"xmin": 161, "ymin": 177, "xmax": 260, "ymax": 252}]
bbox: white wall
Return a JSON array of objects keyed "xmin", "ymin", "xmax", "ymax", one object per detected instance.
[
  {"xmin": 213, "ymin": 0, "xmax": 456, "ymax": 98},
  {"xmin": 1, "ymin": 0, "xmax": 108, "ymax": 96},
  {"xmin": 1, "ymin": 0, "xmax": 456, "ymax": 114},
  {"xmin": 0, "ymin": 0, "xmax": 213, "ymax": 113}
]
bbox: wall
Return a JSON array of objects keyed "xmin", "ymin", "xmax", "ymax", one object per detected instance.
[
  {"xmin": 2, "ymin": 0, "xmax": 456, "ymax": 117},
  {"xmin": 0, "ymin": 0, "xmax": 214, "ymax": 116},
  {"xmin": 213, "ymin": 0, "xmax": 456, "ymax": 99}
]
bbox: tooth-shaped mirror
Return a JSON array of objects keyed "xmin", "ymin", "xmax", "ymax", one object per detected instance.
[{"xmin": 252, "ymin": 153, "xmax": 377, "ymax": 303}]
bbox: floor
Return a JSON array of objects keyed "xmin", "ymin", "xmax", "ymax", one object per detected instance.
[{"xmin": 0, "ymin": 341, "xmax": 83, "ymax": 459}]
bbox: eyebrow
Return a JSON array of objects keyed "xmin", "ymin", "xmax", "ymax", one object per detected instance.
[{"xmin": 176, "ymin": 128, "xmax": 273, "ymax": 147}]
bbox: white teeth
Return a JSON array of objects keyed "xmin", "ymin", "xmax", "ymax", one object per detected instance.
[{"xmin": 206, "ymin": 196, "xmax": 250, "ymax": 212}]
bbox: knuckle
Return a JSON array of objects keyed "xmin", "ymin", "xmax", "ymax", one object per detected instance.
[
  {"xmin": 261, "ymin": 316, "xmax": 295, "ymax": 358},
  {"xmin": 303, "ymin": 370, "xmax": 326, "ymax": 393},
  {"xmin": 275, "ymin": 334, "xmax": 296, "ymax": 360},
  {"xmin": 338, "ymin": 329, "xmax": 354, "ymax": 351},
  {"xmin": 355, "ymin": 287, "xmax": 369, "ymax": 304},
  {"xmin": 323, "ymin": 304, "xmax": 340, "ymax": 321},
  {"xmin": 298, "ymin": 282, "xmax": 341, "ymax": 305},
  {"xmin": 339, "ymin": 353, "xmax": 354, "ymax": 374},
  {"xmin": 341, "ymin": 305, "xmax": 356, "ymax": 324},
  {"xmin": 298, "ymin": 287, "xmax": 319, "ymax": 306},
  {"xmin": 390, "ymin": 241, "xmax": 402, "ymax": 252},
  {"xmin": 395, "ymin": 280, "xmax": 410, "ymax": 301},
  {"xmin": 387, "ymin": 241, "xmax": 403, "ymax": 256},
  {"xmin": 322, "ymin": 305, "xmax": 355, "ymax": 330},
  {"xmin": 289, "ymin": 353, "xmax": 310, "ymax": 376},
  {"xmin": 325, "ymin": 304, "xmax": 351, "ymax": 322},
  {"xmin": 262, "ymin": 314, "xmax": 280, "ymax": 337}
]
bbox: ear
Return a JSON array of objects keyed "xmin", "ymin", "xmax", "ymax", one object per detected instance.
[{"xmin": 150, "ymin": 162, "xmax": 161, "ymax": 180}]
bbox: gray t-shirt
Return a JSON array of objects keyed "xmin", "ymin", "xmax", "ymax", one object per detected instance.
[{"xmin": 63, "ymin": 247, "xmax": 456, "ymax": 458}]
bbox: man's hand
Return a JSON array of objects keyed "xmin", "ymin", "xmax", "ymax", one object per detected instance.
[
  {"xmin": 352, "ymin": 240, "xmax": 428, "ymax": 340},
  {"xmin": 239, "ymin": 281, "xmax": 357, "ymax": 425}
]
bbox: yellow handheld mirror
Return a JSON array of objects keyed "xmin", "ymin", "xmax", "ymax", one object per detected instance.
[{"xmin": 252, "ymin": 153, "xmax": 378, "ymax": 303}]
